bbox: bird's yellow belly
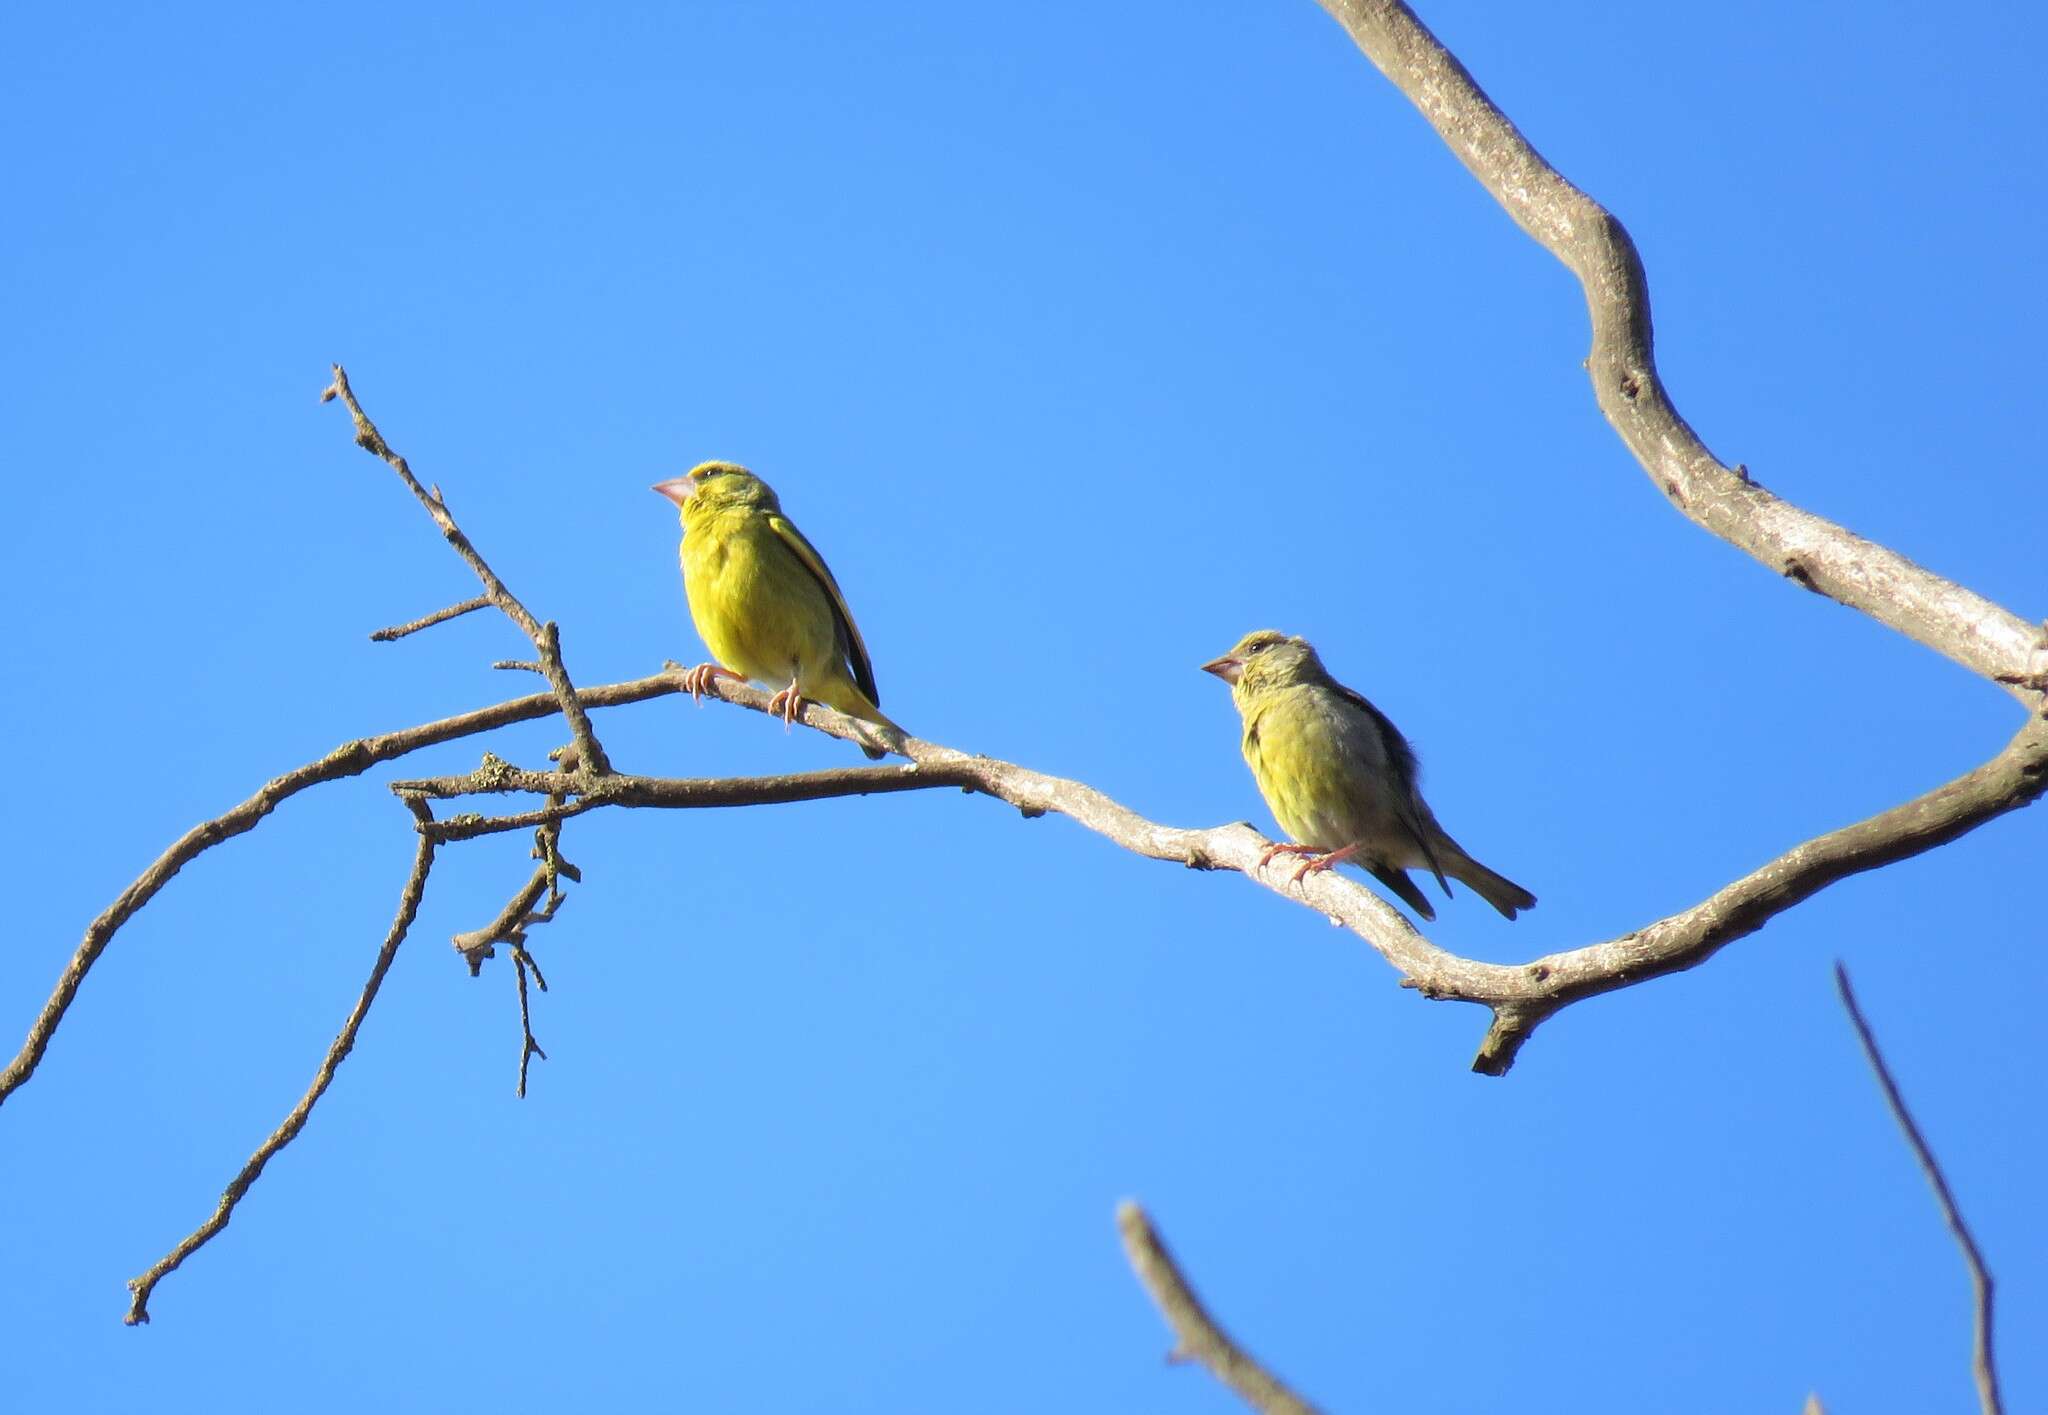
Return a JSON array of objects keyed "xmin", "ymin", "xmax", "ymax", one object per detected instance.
[
  {"xmin": 682, "ymin": 528, "xmax": 836, "ymax": 689},
  {"xmin": 1246, "ymin": 695, "xmax": 1400, "ymax": 856}
]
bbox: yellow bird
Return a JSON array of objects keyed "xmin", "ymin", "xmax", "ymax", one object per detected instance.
[
  {"xmin": 653, "ymin": 462, "xmax": 902, "ymax": 758},
  {"xmin": 1203, "ymin": 629, "xmax": 1534, "ymax": 922}
]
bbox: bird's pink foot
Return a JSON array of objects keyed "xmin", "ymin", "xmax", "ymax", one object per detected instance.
[
  {"xmin": 1256, "ymin": 841, "xmax": 1323, "ymax": 873},
  {"xmin": 1289, "ymin": 843, "xmax": 1361, "ymax": 885},
  {"xmin": 681, "ymin": 662, "xmax": 745, "ymax": 704},
  {"xmin": 766, "ymin": 680, "xmax": 806, "ymax": 729}
]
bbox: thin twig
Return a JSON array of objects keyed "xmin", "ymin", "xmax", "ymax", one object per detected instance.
[
  {"xmin": 0, "ymin": 672, "xmax": 683, "ymax": 1109},
  {"xmin": 510, "ymin": 946, "xmax": 547, "ymax": 1099},
  {"xmin": 451, "ymin": 864, "xmax": 556, "ymax": 972},
  {"xmin": 1116, "ymin": 1202, "xmax": 1321, "ymax": 1415},
  {"xmin": 322, "ymin": 364, "xmax": 615, "ymax": 774},
  {"xmin": 369, "ymin": 595, "xmax": 491, "ymax": 642},
  {"xmin": 125, "ymin": 816, "xmax": 439, "ymax": 1323},
  {"xmin": 1834, "ymin": 963, "xmax": 2003, "ymax": 1415},
  {"xmin": 396, "ymin": 759, "xmax": 978, "ymax": 842}
]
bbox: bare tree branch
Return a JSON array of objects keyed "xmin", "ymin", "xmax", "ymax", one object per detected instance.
[
  {"xmin": 393, "ymin": 757, "xmax": 984, "ymax": 842},
  {"xmin": 1464, "ymin": 715, "xmax": 2048, "ymax": 1072},
  {"xmin": 1835, "ymin": 964, "xmax": 2004, "ymax": 1415},
  {"xmin": 403, "ymin": 674, "xmax": 2048, "ymax": 1075},
  {"xmin": 452, "ymin": 862, "xmax": 557, "ymax": 966},
  {"xmin": 21, "ymin": 24, "xmax": 2048, "ymax": 1112},
  {"xmin": 510, "ymin": 945, "xmax": 548, "ymax": 1099},
  {"xmin": 322, "ymin": 363, "xmax": 616, "ymax": 775},
  {"xmin": 124, "ymin": 811, "xmax": 439, "ymax": 1324},
  {"xmin": 1282, "ymin": 0, "xmax": 2048, "ymax": 1068},
  {"xmin": 369, "ymin": 595, "xmax": 491, "ymax": 642},
  {"xmin": 14, "ymin": 637, "xmax": 2041, "ymax": 1122},
  {"xmin": 0, "ymin": 673, "xmax": 683, "ymax": 1110},
  {"xmin": 448, "ymin": 795, "xmax": 578, "ymax": 975},
  {"xmin": 1312, "ymin": 0, "xmax": 2048, "ymax": 702},
  {"xmin": 451, "ymin": 779, "xmax": 574, "ymax": 1096},
  {"xmin": 20, "ymin": 0, "xmax": 2039, "ymax": 1337},
  {"xmin": 1117, "ymin": 1201, "xmax": 1321, "ymax": 1415}
]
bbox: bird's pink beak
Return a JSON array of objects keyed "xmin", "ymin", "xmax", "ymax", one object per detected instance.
[
  {"xmin": 1201, "ymin": 655, "xmax": 1243, "ymax": 684},
  {"xmin": 651, "ymin": 476, "xmax": 695, "ymax": 507}
]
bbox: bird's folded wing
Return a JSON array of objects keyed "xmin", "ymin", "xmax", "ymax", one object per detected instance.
[
  {"xmin": 1330, "ymin": 681, "xmax": 1450, "ymax": 893},
  {"xmin": 767, "ymin": 512, "xmax": 880, "ymax": 704}
]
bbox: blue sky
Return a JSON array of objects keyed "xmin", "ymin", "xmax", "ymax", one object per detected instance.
[{"xmin": 3, "ymin": 3, "xmax": 2042, "ymax": 1411}]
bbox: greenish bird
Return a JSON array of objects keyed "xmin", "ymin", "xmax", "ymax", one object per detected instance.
[
  {"xmin": 1202, "ymin": 630, "xmax": 1534, "ymax": 922},
  {"xmin": 653, "ymin": 462, "xmax": 902, "ymax": 758}
]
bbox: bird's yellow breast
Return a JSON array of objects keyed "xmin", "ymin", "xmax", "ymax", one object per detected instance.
[
  {"xmin": 1242, "ymin": 687, "xmax": 1369, "ymax": 850},
  {"xmin": 681, "ymin": 506, "xmax": 840, "ymax": 688}
]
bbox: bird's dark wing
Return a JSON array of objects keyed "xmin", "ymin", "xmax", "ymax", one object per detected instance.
[
  {"xmin": 767, "ymin": 513, "xmax": 880, "ymax": 705},
  {"xmin": 1331, "ymin": 682, "xmax": 1451, "ymax": 896}
]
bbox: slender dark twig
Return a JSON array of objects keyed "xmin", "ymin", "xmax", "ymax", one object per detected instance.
[
  {"xmin": 0, "ymin": 672, "xmax": 683, "ymax": 1110},
  {"xmin": 321, "ymin": 364, "xmax": 615, "ymax": 775},
  {"xmin": 451, "ymin": 864, "xmax": 556, "ymax": 971},
  {"xmin": 125, "ymin": 818, "xmax": 439, "ymax": 1323},
  {"xmin": 1117, "ymin": 1202, "xmax": 1321, "ymax": 1415},
  {"xmin": 369, "ymin": 595, "xmax": 491, "ymax": 641},
  {"xmin": 1834, "ymin": 963, "xmax": 2003, "ymax": 1415},
  {"xmin": 511, "ymin": 946, "xmax": 547, "ymax": 1099}
]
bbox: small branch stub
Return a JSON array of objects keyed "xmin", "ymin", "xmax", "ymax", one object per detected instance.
[{"xmin": 369, "ymin": 595, "xmax": 491, "ymax": 642}]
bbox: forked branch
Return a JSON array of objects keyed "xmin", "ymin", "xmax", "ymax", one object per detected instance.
[
  {"xmin": 1299, "ymin": 0, "xmax": 2048, "ymax": 1067},
  {"xmin": 0, "ymin": 672, "xmax": 681, "ymax": 1110},
  {"xmin": 321, "ymin": 364, "xmax": 615, "ymax": 775},
  {"xmin": 124, "ymin": 813, "xmax": 439, "ymax": 1324},
  {"xmin": 388, "ymin": 673, "xmax": 2048, "ymax": 1079}
]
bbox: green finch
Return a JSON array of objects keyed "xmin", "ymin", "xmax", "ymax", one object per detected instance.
[
  {"xmin": 1203, "ymin": 630, "xmax": 1534, "ymax": 922},
  {"xmin": 653, "ymin": 462, "xmax": 901, "ymax": 758}
]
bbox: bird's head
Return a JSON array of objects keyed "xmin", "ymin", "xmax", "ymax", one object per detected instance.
[
  {"xmin": 1201, "ymin": 630, "xmax": 1323, "ymax": 696},
  {"xmin": 651, "ymin": 462, "xmax": 779, "ymax": 522}
]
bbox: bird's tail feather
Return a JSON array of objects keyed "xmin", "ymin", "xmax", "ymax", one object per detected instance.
[
  {"xmin": 1444, "ymin": 849, "xmax": 1536, "ymax": 921},
  {"xmin": 818, "ymin": 679, "xmax": 905, "ymax": 760}
]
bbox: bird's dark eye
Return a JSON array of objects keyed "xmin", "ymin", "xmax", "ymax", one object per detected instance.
[
  {"xmin": 1249, "ymin": 640, "xmax": 1269, "ymax": 654},
  {"xmin": 697, "ymin": 468, "xmax": 725, "ymax": 480}
]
